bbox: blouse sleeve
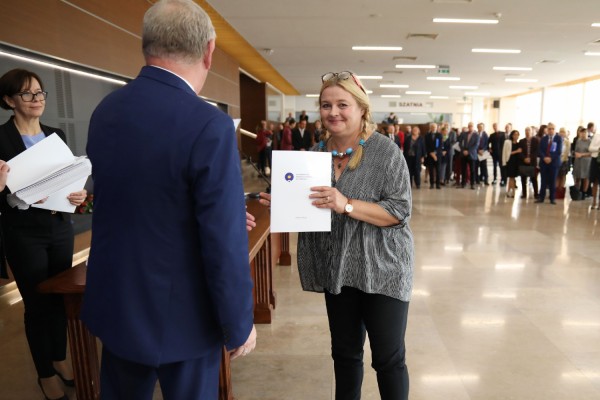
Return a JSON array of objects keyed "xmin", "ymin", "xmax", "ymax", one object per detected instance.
[{"xmin": 376, "ymin": 148, "xmax": 412, "ymax": 228}]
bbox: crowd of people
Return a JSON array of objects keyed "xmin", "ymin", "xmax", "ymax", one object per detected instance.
[{"xmin": 259, "ymin": 117, "xmax": 600, "ymax": 208}]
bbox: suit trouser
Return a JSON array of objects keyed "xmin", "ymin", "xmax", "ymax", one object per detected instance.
[
  {"xmin": 100, "ymin": 345, "xmax": 221, "ymax": 400},
  {"xmin": 478, "ymin": 159, "xmax": 488, "ymax": 183},
  {"xmin": 461, "ymin": 155, "xmax": 477, "ymax": 186},
  {"xmin": 539, "ymin": 163, "xmax": 559, "ymax": 201},
  {"xmin": 491, "ymin": 156, "xmax": 500, "ymax": 180},
  {"xmin": 325, "ymin": 287, "xmax": 409, "ymax": 400},
  {"xmin": 406, "ymin": 156, "xmax": 421, "ymax": 188},
  {"xmin": 3, "ymin": 215, "xmax": 72, "ymax": 378},
  {"xmin": 427, "ymin": 158, "xmax": 440, "ymax": 187}
]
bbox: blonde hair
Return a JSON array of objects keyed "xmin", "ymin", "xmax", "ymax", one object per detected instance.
[{"xmin": 318, "ymin": 75, "xmax": 377, "ymax": 170}]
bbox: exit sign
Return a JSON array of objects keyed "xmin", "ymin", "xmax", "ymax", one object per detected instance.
[{"xmin": 438, "ymin": 65, "xmax": 450, "ymax": 74}]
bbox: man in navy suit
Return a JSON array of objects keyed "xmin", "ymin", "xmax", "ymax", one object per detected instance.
[
  {"xmin": 81, "ymin": 1, "xmax": 256, "ymax": 398},
  {"xmin": 536, "ymin": 123, "xmax": 563, "ymax": 204},
  {"xmin": 292, "ymin": 119, "xmax": 313, "ymax": 150},
  {"xmin": 460, "ymin": 122, "xmax": 480, "ymax": 189}
]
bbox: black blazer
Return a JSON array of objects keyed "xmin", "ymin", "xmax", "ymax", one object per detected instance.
[
  {"xmin": 0, "ymin": 117, "xmax": 70, "ymax": 277},
  {"xmin": 292, "ymin": 127, "xmax": 313, "ymax": 150}
]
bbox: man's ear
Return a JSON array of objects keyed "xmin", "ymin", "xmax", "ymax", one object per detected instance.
[{"xmin": 203, "ymin": 39, "xmax": 216, "ymax": 70}]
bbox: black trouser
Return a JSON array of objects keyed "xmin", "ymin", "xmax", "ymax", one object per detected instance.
[
  {"xmin": 3, "ymin": 215, "xmax": 73, "ymax": 378},
  {"xmin": 491, "ymin": 155, "xmax": 501, "ymax": 181},
  {"xmin": 325, "ymin": 287, "xmax": 410, "ymax": 400},
  {"xmin": 478, "ymin": 159, "xmax": 488, "ymax": 184},
  {"xmin": 406, "ymin": 155, "xmax": 421, "ymax": 188},
  {"xmin": 521, "ymin": 171, "xmax": 539, "ymax": 197},
  {"xmin": 427, "ymin": 157, "xmax": 440, "ymax": 187},
  {"xmin": 461, "ymin": 154, "xmax": 477, "ymax": 187}
]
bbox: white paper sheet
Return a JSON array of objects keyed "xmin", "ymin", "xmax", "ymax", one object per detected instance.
[
  {"xmin": 6, "ymin": 133, "xmax": 90, "ymax": 213},
  {"xmin": 270, "ymin": 150, "xmax": 332, "ymax": 233},
  {"xmin": 6, "ymin": 133, "xmax": 75, "ymax": 191}
]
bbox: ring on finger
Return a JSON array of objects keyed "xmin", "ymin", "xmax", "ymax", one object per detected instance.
[{"xmin": 326, "ymin": 196, "xmax": 330, "ymax": 202}]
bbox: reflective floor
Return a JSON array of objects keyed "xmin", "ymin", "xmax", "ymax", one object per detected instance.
[{"xmin": 1, "ymin": 164, "xmax": 599, "ymax": 399}]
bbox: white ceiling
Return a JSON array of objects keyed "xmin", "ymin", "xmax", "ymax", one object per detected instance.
[{"xmin": 207, "ymin": 0, "xmax": 600, "ymax": 101}]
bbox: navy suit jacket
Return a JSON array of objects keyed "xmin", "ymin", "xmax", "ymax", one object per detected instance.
[
  {"xmin": 538, "ymin": 134, "xmax": 563, "ymax": 168},
  {"xmin": 81, "ymin": 66, "xmax": 254, "ymax": 366},
  {"xmin": 459, "ymin": 131, "xmax": 480, "ymax": 159}
]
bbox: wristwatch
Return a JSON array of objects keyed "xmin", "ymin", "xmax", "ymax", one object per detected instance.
[{"xmin": 344, "ymin": 199, "xmax": 354, "ymax": 214}]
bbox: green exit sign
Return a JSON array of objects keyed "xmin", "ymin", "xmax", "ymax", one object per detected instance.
[{"xmin": 438, "ymin": 65, "xmax": 450, "ymax": 74}]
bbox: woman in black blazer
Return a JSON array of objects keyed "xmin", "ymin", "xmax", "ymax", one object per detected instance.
[
  {"xmin": 403, "ymin": 126, "xmax": 426, "ymax": 189},
  {"xmin": 0, "ymin": 68, "xmax": 87, "ymax": 400}
]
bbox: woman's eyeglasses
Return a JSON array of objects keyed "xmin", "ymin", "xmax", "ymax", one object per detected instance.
[
  {"xmin": 321, "ymin": 71, "xmax": 366, "ymax": 94},
  {"xmin": 14, "ymin": 91, "xmax": 48, "ymax": 102}
]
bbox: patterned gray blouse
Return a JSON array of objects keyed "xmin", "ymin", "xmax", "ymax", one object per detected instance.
[{"xmin": 297, "ymin": 133, "xmax": 414, "ymax": 302}]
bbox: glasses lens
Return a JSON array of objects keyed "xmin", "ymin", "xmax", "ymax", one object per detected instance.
[
  {"xmin": 338, "ymin": 71, "xmax": 352, "ymax": 80},
  {"xmin": 19, "ymin": 92, "xmax": 34, "ymax": 101},
  {"xmin": 36, "ymin": 91, "xmax": 48, "ymax": 100},
  {"xmin": 321, "ymin": 72, "xmax": 335, "ymax": 82}
]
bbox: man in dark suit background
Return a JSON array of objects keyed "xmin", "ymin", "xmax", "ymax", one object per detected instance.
[
  {"xmin": 536, "ymin": 123, "xmax": 563, "ymax": 204},
  {"xmin": 459, "ymin": 122, "xmax": 480, "ymax": 189},
  {"xmin": 519, "ymin": 126, "xmax": 540, "ymax": 199},
  {"xmin": 292, "ymin": 119, "xmax": 313, "ymax": 150},
  {"xmin": 425, "ymin": 123, "xmax": 443, "ymax": 189},
  {"xmin": 81, "ymin": 0, "xmax": 256, "ymax": 398}
]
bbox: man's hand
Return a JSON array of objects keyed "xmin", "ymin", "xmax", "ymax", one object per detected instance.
[{"xmin": 230, "ymin": 325, "xmax": 257, "ymax": 360}]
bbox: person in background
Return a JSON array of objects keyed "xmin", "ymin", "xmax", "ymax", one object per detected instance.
[
  {"xmin": 459, "ymin": 122, "xmax": 480, "ymax": 189},
  {"xmin": 386, "ymin": 124, "xmax": 401, "ymax": 147},
  {"xmin": 488, "ymin": 123, "xmax": 501, "ymax": 184},
  {"xmin": 256, "ymin": 120, "xmax": 271, "ymax": 176},
  {"xmin": 438, "ymin": 126, "xmax": 451, "ymax": 186},
  {"xmin": 476, "ymin": 123, "xmax": 489, "ymax": 185},
  {"xmin": 386, "ymin": 112, "xmax": 398, "ymax": 125},
  {"xmin": 299, "ymin": 110, "xmax": 309, "ymax": 123},
  {"xmin": 447, "ymin": 126, "xmax": 458, "ymax": 183},
  {"xmin": 274, "ymin": 122, "xmax": 284, "ymax": 150},
  {"xmin": 587, "ymin": 121, "xmax": 595, "ymax": 138},
  {"xmin": 313, "ymin": 119, "xmax": 323, "ymax": 142},
  {"xmin": 518, "ymin": 126, "xmax": 539, "ymax": 199},
  {"xmin": 425, "ymin": 123, "xmax": 442, "ymax": 189},
  {"xmin": 556, "ymin": 127, "xmax": 571, "ymax": 198},
  {"xmin": 280, "ymin": 119, "xmax": 294, "ymax": 150},
  {"xmin": 536, "ymin": 123, "xmax": 562, "ymax": 204},
  {"xmin": 572, "ymin": 127, "xmax": 591, "ymax": 199},
  {"xmin": 403, "ymin": 126, "xmax": 426, "ymax": 189},
  {"xmin": 292, "ymin": 119, "xmax": 313, "ymax": 151},
  {"xmin": 395, "ymin": 124, "xmax": 405, "ymax": 150},
  {"xmin": 0, "ymin": 68, "xmax": 88, "ymax": 400},
  {"xmin": 260, "ymin": 70, "xmax": 413, "ymax": 399},
  {"xmin": 588, "ymin": 130, "xmax": 600, "ymax": 209},
  {"xmin": 503, "ymin": 130, "xmax": 522, "ymax": 198},
  {"xmin": 81, "ymin": 1, "xmax": 256, "ymax": 398},
  {"xmin": 284, "ymin": 111, "xmax": 294, "ymax": 124}
]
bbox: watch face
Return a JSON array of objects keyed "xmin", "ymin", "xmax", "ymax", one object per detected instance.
[{"xmin": 345, "ymin": 203, "xmax": 353, "ymax": 213}]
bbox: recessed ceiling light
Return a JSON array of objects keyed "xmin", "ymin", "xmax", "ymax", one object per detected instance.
[
  {"xmin": 430, "ymin": 96, "xmax": 449, "ymax": 99},
  {"xmin": 584, "ymin": 51, "xmax": 600, "ymax": 56},
  {"xmin": 305, "ymin": 94, "xmax": 319, "ymax": 97},
  {"xmin": 406, "ymin": 91, "xmax": 432, "ymax": 95},
  {"xmin": 356, "ymin": 75, "xmax": 383, "ymax": 80},
  {"xmin": 352, "ymin": 46, "xmax": 403, "ymax": 51},
  {"xmin": 366, "ymin": 90, "xmax": 373, "ymax": 94},
  {"xmin": 450, "ymin": 85, "xmax": 478, "ymax": 89},
  {"xmin": 379, "ymin": 84, "xmax": 409, "ymax": 88},
  {"xmin": 396, "ymin": 64, "xmax": 437, "ymax": 69},
  {"xmin": 465, "ymin": 92, "xmax": 491, "ymax": 96},
  {"xmin": 433, "ymin": 18, "xmax": 498, "ymax": 24},
  {"xmin": 493, "ymin": 66, "xmax": 532, "ymax": 71},
  {"xmin": 472, "ymin": 48, "xmax": 521, "ymax": 54},
  {"xmin": 505, "ymin": 78, "xmax": 538, "ymax": 83},
  {"xmin": 592, "ymin": 23, "xmax": 600, "ymax": 27},
  {"xmin": 427, "ymin": 76, "xmax": 461, "ymax": 81},
  {"xmin": 381, "ymin": 95, "xmax": 402, "ymax": 98}
]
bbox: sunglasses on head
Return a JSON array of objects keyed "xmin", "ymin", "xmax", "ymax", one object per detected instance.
[{"xmin": 321, "ymin": 71, "xmax": 366, "ymax": 94}]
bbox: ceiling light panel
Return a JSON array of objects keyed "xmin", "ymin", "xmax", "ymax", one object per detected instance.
[
  {"xmin": 450, "ymin": 85, "xmax": 478, "ymax": 89},
  {"xmin": 396, "ymin": 64, "xmax": 437, "ymax": 69},
  {"xmin": 380, "ymin": 84, "xmax": 409, "ymax": 88},
  {"xmin": 406, "ymin": 91, "xmax": 432, "ymax": 95},
  {"xmin": 356, "ymin": 75, "xmax": 383, "ymax": 80},
  {"xmin": 493, "ymin": 67, "xmax": 532, "ymax": 71},
  {"xmin": 427, "ymin": 76, "xmax": 461, "ymax": 81},
  {"xmin": 505, "ymin": 78, "xmax": 538, "ymax": 83},
  {"xmin": 472, "ymin": 48, "xmax": 521, "ymax": 54},
  {"xmin": 352, "ymin": 46, "xmax": 403, "ymax": 51},
  {"xmin": 433, "ymin": 18, "xmax": 498, "ymax": 24}
]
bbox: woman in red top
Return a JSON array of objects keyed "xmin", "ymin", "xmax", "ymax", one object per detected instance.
[{"xmin": 280, "ymin": 119, "xmax": 294, "ymax": 150}]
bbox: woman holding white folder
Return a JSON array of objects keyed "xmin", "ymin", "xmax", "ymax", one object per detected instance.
[
  {"xmin": 259, "ymin": 71, "xmax": 413, "ymax": 400},
  {"xmin": 0, "ymin": 68, "xmax": 87, "ymax": 400}
]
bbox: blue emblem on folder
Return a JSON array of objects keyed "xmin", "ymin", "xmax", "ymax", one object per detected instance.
[{"xmin": 285, "ymin": 172, "xmax": 294, "ymax": 182}]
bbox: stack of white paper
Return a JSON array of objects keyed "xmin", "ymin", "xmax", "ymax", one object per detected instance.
[{"xmin": 6, "ymin": 133, "xmax": 91, "ymax": 213}]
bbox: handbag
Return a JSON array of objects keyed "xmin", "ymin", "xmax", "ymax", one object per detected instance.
[{"xmin": 518, "ymin": 165, "xmax": 535, "ymax": 177}]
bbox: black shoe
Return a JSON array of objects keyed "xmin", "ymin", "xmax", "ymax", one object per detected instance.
[
  {"xmin": 535, "ymin": 199, "xmax": 544, "ymax": 203},
  {"xmin": 484, "ymin": 182, "xmax": 489, "ymax": 186},
  {"xmin": 38, "ymin": 378, "xmax": 68, "ymax": 400},
  {"xmin": 492, "ymin": 180, "xmax": 497, "ymax": 184},
  {"xmin": 500, "ymin": 182, "xmax": 506, "ymax": 187},
  {"xmin": 471, "ymin": 185, "xmax": 475, "ymax": 190},
  {"xmin": 521, "ymin": 194, "xmax": 526, "ymax": 199},
  {"xmin": 430, "ymin": 185, "xmax": 434, "ymax": 189},
  {"xmin": 436, "ymin": 185, "xmax": 441, "ymax": 189},
  {"xmin": 550, "ymin": 200, "xmax": 557, "ymax": 205},
  {"xmin": 55, "ymin": 371, "xmax": 75, "ymax": 387}
]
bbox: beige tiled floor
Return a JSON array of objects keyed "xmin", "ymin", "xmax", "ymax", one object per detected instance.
[{"xmin": 1, "ymin": 164, "xmax": 599, "ymax": 399}]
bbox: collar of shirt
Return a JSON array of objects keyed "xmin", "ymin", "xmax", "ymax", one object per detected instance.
[{"xmin": 148, "ymin": 65, "xmax": 196, "ymax": 93}]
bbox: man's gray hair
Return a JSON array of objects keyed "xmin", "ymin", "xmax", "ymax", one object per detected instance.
[{"xmin": 142, "ymin": 0, "xmax": 216, "ymax": 63}]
